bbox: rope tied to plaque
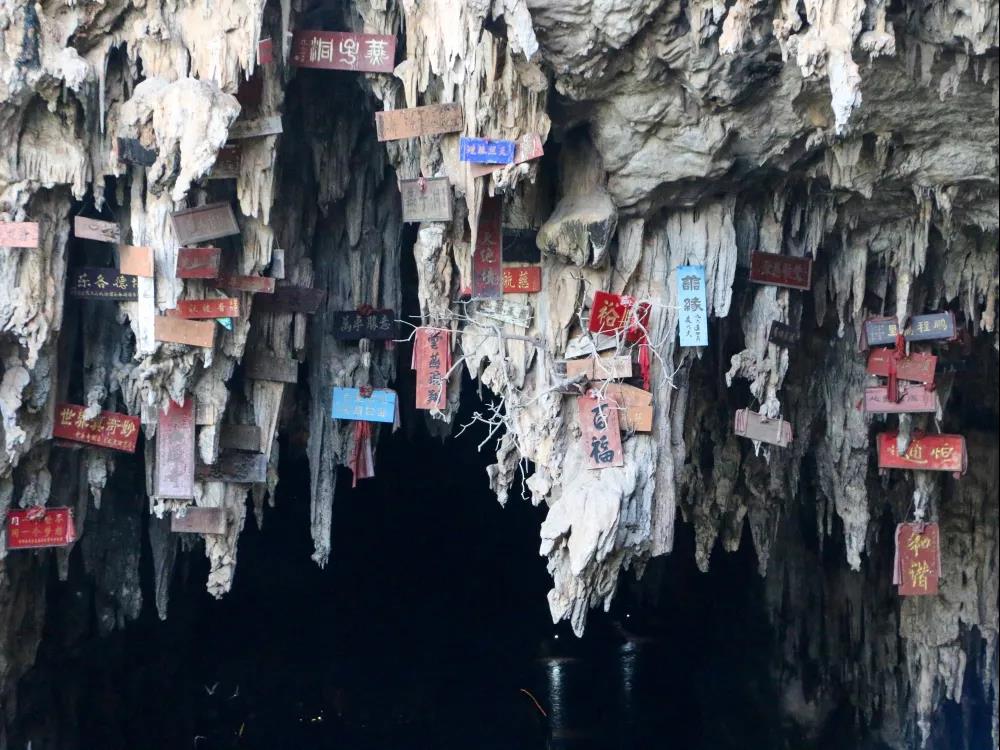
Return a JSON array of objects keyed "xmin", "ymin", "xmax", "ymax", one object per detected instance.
[{"xmin": 620, "ymin": 295, "xmax": 652, "ymax": 391}]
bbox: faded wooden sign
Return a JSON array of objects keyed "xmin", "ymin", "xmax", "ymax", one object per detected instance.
[
  {"xmin": 219, "ymin": 424, "xmax": 262, "ymax": 452},
  {"xmin": 153, "ymin": 317, "xmax": 216, "ymax": 348},
  {"xmin": 768, "ymin": 321, "xmax": 800, "ymax": 348},
  {"xmin": 476, "ymin": 298, "xmax": 532, "ymax": 328},
  {"xmin": 228, "ymin": 115, "xmax": 283, "ymax": 140},
  {"xmin": 174, "ymin": 298, "xmax": 241, "ymax": 319},
  {"xmin": 155, "ymin": 399, "xmax": 195, "ymax": 499},
  {"xmin": 555, "ymin": 356, "xmax": 632, "ymax": 381},
  {"xmin": 877, "ymin": 432, "xmax": 967, "ymax": 476},
  {"xmin": 254, "ymin": 286, "xmax": 326, "ymax": 314},
  {"xmin": 117, "ymin": 137, "xmax": 157, "ymax": 166},
  {"xmin": 460, "ymin": 137, "xmax": 515, "ymax": 164},
  {"xmin": 867, "ymin": 349, "xmax": 937, "ymax": 383},
  {"xmin": 331, "ymin": 387, "xmax": 397, "ymax": 423},
  {"xmin": 502, "ymin": 228, "xmax": 540, "ymax": 263},
  {"xmin": 53, "ymin": 403, "xmax": 140, "ymax": 452},
  {"xmin": 414, "ymin": 328, "xmax": 450, "ymax": 410},
  {"xmin": 605, "ymin": 383, "xmax": 653, "ymax": 433},
  {"xmin": 118, "ymin": 245, "xmax": 154, "ymax": 277},
  {"xmin": 578, "ymin": 392, "xmax": 624, "ymax": 469},
  {"xmin": 196, "ymin": 452, "xmax": 267, "ymax": 483},
  {"xmin": 677, "ymin": 265, "xmax": 708, "ymax": 346},
  {"xmin": 864, "ymin": 384, "xmax": 938, "ymax": 414},
  {"xmin": 469, "ymin": 134, "xmax": 544, "ymax": 177},
  {"xmin": 5, "ymin": 507, "xmax": 77, "ymax": 549},
  {"xmin": 176, "ymin": 247, "xmax": 222, "ymax": 279},
  {"xmin": 244, "ymin": 352, "xmax": 298, "ymax": 383},
  {"xmin": 1, "ymin": 222, "xmax": 40, "ymax": 248},
  {"xmin": 376, "ymin": 103, "xmax": 463, "ymax": 141},
  {"xmin": 332, "ymin": 309, "xmax": 397, "ymax": 340},
  {"xmin": 472, "ymin": 194, "xmax": 503, "ymax": 298},
  {"xmin": 171, "ymin": 203, "xmax": 240, "ymax": 244},
  {"xmin": 208, "ymin": 145, "xmax": 241, "ymax": 180},
  {"xmin": 863, "ymin": 317, "xmax": 901, "ymax": 347},
  {"xmin": 215, "ymin": 275, "xmax": 276, "ymax": 294},
  {"xmin": 290, "ymin": 31, "xmax": 396, "ymax": 73},
  {"xmin": 68, "ymin": 268, "xmax": 138, "ymax": 300},
  {"xmin": 734, "ymin": 409, "xmax": 792, "ymax": 447},
  {"xmin": 502, "ymin": 265, "xmax": 541, "ymax": 294},
  {"xmin": 171, "ymin": 507, "xmax": 228, "ymax": 535},
  {"xmin": 894, "ymin": 523, "xmax": 940, "ymax": 596},
  {"xmin": 748, "ymin": 251, "xmax": 812, "ymax": 291},
  {"xmin": 74, "ymin": 216, "xmax": 120, "ymax": 243},
  {"xmin": 399, "ymin": 177, "xmax": 452, "ymax": 223}
]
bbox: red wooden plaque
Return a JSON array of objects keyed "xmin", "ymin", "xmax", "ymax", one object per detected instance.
[
  {"xmin": 895, "ymin": 523, "xmax": 940, "ymax": 596},
  {"xmin": 53, "ymin": 403, "xmax": 140, "ymax": 453},
  {"xmin": 258, "ymin": 38, "xmax": 274, "ymax": 64},
  {"xmin": 472, "ymin": 195, "xmax": 503, "ymax": 298},
  {"xmin": 290, "ymin": 31, "xmax": 396, "ymax": 73},
  {"xmin": 587, "ymin": 292, "xmax": 649, "ymax": 341},
  {"xmin": 176, "ymin": 247, "xmax": 222, "ymax": 279},
  {"xmin": 215, "ymin": 275, "xmax": 276, "ymax": 294},
  {"xmin": 502, "ymin": 265, "xmax": 541, "ymax": 294},
  {"xmin": 877, "ymin": 432, "xmax": 967, "ymax": 476},
  {"xmin": 864, "ymin": 384, "xmax": 938, "ymax": 414},
  {"xmin": 155, "ymin": 399, "xmax": 195, "ymax": 499},
  {"xmin": 867, "ymin": 349, "xmax": 937, "ymax": 384},
  {"xmin": 0, "ymin": 222, "xmax": 39, "ymax": 248},
  {"xmin": 119, "ymin": 245, "xmax": 154, "ymax": 277},
  {"xmin": 173, "ymin": 298, "xmax": 241, "ymax": 319},
  {"xmin": 578, "ymin": 392, "xmax": 624, "ymax": 469},
  {"xmin": 413, "ymin": 328, "xmax": 450, "ymax": 410},
  {"xmin": 748, "ymin": 252, "xmax": 812, "ymax": 291},
  {"xmin": 5, "ymin": 507, "xmax": 77, "ymax": 549}
]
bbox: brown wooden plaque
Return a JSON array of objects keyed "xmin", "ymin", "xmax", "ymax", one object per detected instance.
[
  {"xmin": 171, "ymin": 507, "xmax": 228, "ymax": 535},
  {"xmin": 155, "ymin": 399, "xmax": 196, "ymax": 498},
  {"xmin": 219, "ymin": 424, "xmax": 262, "ymax": 452},
  {"xmin": 173, "ymin": 298, "xmax": 241, "ymax": 319},
  {"xmin": 243, "ymin": 352, "xmax": 299, "ymax": 383},
  {"xmin": 215, "ymin": 275, "xmax": 276, "ymax": 294},
  {"xmin": 0, "ymin": 222, "xmax": 39, "ymax": 248},
  {"xmin": 208, "ymin": 145, "xmax": 241, "ymax": 180},
  {"xmin": 171, "ymin": 202, "xmax": 240, "ymax": 244},
  {"xmin": 748, "ymin": 252, "xmax": 812, "ymax": 291},
  {"xmin": 604, "ymin": 383, "xmax": 653, "ymax": 433},
  {"xmin": 555, "ymin": 355, "xmax": 633, "ymax": 381},
  {"xmin": 154, "ymin": 317, "xmax": 216, "ymax": 347},
  {"xmin": 472, "ymin": 194, "xmax": 503, "ymax": 298},
  {"xmin": 734, "ymin": 408, "xmax": 792, "ymax": 447},
  {"xmin": 176, "ymin": 247, "xmax": 222, "ymax": 279},
  {"xmin": 74, "ymin": 216, "xmax": 120, "ymax": 243},
  {"xmin": 195, "ymin": 452, "xmax": 267, "ymax": 483},
  {"xmin": 118, "ymin": 245, "xmax": 154, "ymax": 277},
  {"xmin": 253, "ymin": 286, "xmax": 326, "ymax": 314},
  {"xmin": 399, "ymin": 177, "xmax": 453, "ymax": 223},
  {"xmin": 578, "ymin": 392, "xmax": 624, "ymax": 469},
  {"xmin": 228, "ymin": 115, "xmax": 283, "ymax": 140},
  {"xmin": 375, "ymin": 103, "xmax": 463, "ymax": 142},
  {"xmin": 768, "ymin": 321, "xmax": 800, "ymax": 348}
]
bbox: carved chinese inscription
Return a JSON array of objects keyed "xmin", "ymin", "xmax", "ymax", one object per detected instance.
[
  {"xmin": 894, "ymin": 523, "xmax": 940, "ymax": 596},
  {"xmin": 154, "ymin": 399, "xmax": 195, "ymax": 499},
  {"xmin": 399, "ymin": 178, "xmax": 452, "ymax": 223},
  {"xmin": 53, "ymin": 403, "xmax": 140, "ymax": 452},
  {"xmin": 578, "ymin": 392, "xmax": 624, "ymax": 469}
]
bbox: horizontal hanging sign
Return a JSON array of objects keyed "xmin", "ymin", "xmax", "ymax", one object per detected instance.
[
  {"xmin": 196, "ymin": 452, "xmax": 267, "ymax": 483},
  {"xmin": 502, "ymin": 227, "xmax": 540, "ymax": 263},
  {"xmin": 228, "ymin": 115, "xmax": 283, "ymax": 140},
  {"xmin": 604, "ymin": 383, "xmax": 653, "ymax": 433},
  {"xmin": 734, "ymin": 408, "xmax": 792, "ymax": 447},
  {"xmin": 748, "ymin": 251, "xmax": 812, "ymax": 291},
  {"xmin": 208, "ymin": 145, "xmax": 241, "ymax": 180},
  {"xmin": 219, "ymin": 424, "xmax": 262, "ymax": 452},
  {"xmin": 906, "ymin": 312, "xmax": 956, "ymax": 342},
  {"xmin": 331, "ymin": 387, "xmax": 397, "ymax": 423},
  {"xmin": 5, "ymin": 507, "xmax": 76, "ymax": 549},
  {"xmin": 399, "ymin": 177, "xmax": 453, "ymax": 223},
  {"xmin": 215, "ymin": 275, "xmax": 276, "ymax": 294},
  {"xmin": 118, "ymin": 245, "xmax": 153, "ymax": 277},
  {"xmin": 53, "ymin": 403, "xmax": 140, "ymax": 452},
  {"xmin": 153, "ymin": 317, "xmax": 216, "ymax": 347},
  {"xmin": 117, "ymin": 137, "xmax": 157, "ymax": 166},
  {"xmin": 677, "ymin": 265, "xmax": 708, "ymax": 347},
  {"xmin": 243, "ymin": 352, "xmax": 299, "ymax": 383},
  {"xmin": 864, "ymin": 384, "xmax": 938, "ymax": 414},
  {"xmin": 469, "ymin": 134, "xmax": 544, "ymax": 177},
  {"xmin": 0, "ymin": 221, "xmax": 40, "ymax": 248},
  {"xmin": 768, "ymin": 321, "xmax": 800, "ymax": 348},
  {"xmin": 502, "ymin": 265, "xmax": 541, "ymax": 294},
  {"xmin": 472, "ymin": 194, "xmax": 503, "ymax": 298},
  {"xmin": 171, "ymin": 507, "xmax": 227, "ymax": 535},
  {"xmin": 258, "ymin": 38, "xmax": 274, "ymax": 64},
  {"xmin": 414, "ymin": 328, "xmax": 450, "ymax": 410},
  {"xmin": 460, "ymin": 137, "xmax": 515, "ymax": 164},
  {"xmin": 171, "ymin": 202, "xmax": 240, "ymax": 244},
  {"xmin": 176, "ymin": 246, "xmax": 221, "ymax": 278},
  {"xmin": 894, "ymin": 523, "xmax": 940, "ymax": 596},
  {"xmin": 555, "ymin": 355, "xmax": 633, "ymax": 381},
  {"xmin": 171, "ymin": 298, "xmax": 241, "ymax": 319},
  {"xmin": 476, "ymin": 298, "xmax": 532, "ymax": 328},
  {"xmin": 332, "ymin": 309, "xmax": 397, "ymax": 340},
  {"xmin": 67, "ymin": 268, "xmax": 138, "ymax": 300},
  {"xmin": 877, "ymin": 432, "xmax": 967, "ymax": 476},
  {"xmin": 290, "ymin": 30, "xmax": 396, "ymax": 73},
  {"xmin": 375, "ymin": 103, "xmax": 463, "ymax": 141},
  {"xmin": 253, "ymin": 286, "xmax": 326, "ymax": 314},
  {"xmin": 579, "ymin": 392, "xmax": 624, "ymax": 469},
  {"xmin": 863, "ymin": 316, "xmax": 901, "ymax": 347},
  {"xmin": 867, "ymin": 349, "xmax": 937, "ymax": 383},
  {"xmin": 154, "ymin": 399, "xmax": 196, "ymax": 499},
  {"xmin": 74, "ymin": 216, "xmax": 120, "ymax": 243}
]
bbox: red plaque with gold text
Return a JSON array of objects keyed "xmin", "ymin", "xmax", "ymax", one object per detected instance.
[
  {"xmin": 894, "ymin": 523, "xmax": 940, "ymax": 596},
  {"xmin": 174, "ymin": 298, "xmax": 241, "ymax": 319},
  {"xmin": 866, "ymin": 349, "xmax": 937, "ymax": 384},
  {"xmin": 877, "ymin": 432, "xmax": 967, "ymax": 476},
  {"xmin": 52, "ymin": 403, "xmax": 140, "ymax": 453},
  {"xmin": 502, "ymin": 265, "xmax": 541, "ymax": 294},
  {"xmin": 5, "ymin": 507, "xmax": 77, "ymax": 549}
]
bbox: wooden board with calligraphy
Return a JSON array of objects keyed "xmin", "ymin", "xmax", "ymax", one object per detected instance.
[
  {"xmin": 502, "ymin": 265, "xmax": 541, "ymax": 294},
  {"xmin": 414, "ymin": 328, "xmax": 450, "ymax": 410},
  {"xmin": 118, "ymin": 245, "xmax": 154, "ymax": 277},
  {"xmin": 5, "ymin": 507, "xmax": 76, "ymax": 549},
  {"xmin": 67, "ymin": 268, "xmax": 138, "ymax": 300},
  {"xmin": 117, "ymin": 137, "xmax": 157, "ymax": 166},
  {"xmin": 171, "ymin": 203, "xmax": 240, "ymax": 244},
  {"xmin": 399, "ymin": 178, "xmax": 453, "ymax": 223},
  {"xmin": 253, "ymin": 286, "xmax": 326, "ymax": 314},
  {"xmin": 748, "ymin": 251, "xmax": 812, "ymax": 291},
  {"xmin": 171, "ymin": 507, "xmax": 228, "ymax": 535},
  {"xmin": 74, "ymin": 216, "xmax": 120, "ymax": 243},
  {"xmin": 1, "ymin": 221, "xmax": 40, "ymax": 248},
  {"xmin": 215, "ymin": 275, "xmax": 276, "ymax": 294},
  {"xmin": 475, "ymin": 299, "xmax": 532, "ymax": 328},
  {"xmin": 734, "ymin": 409, "xmax": 792, "ymax": 448},
  {"xmin": 578, "ymin": 392, "xmax": 624, "ymax": 469},
  {"xmin": 472, "ymin": 195, "xmax": 503, "ymax": 298},
  {"xmin": 894, "ymin": 523, "xmax": 940, "ymax": 596},
  {"xmin": 768, "ymin": 321, "xmax": 800, "ymax": 348},
  {"xmin": 53, "ymin": 403, "xmax": 140, "ymax": 452},
  {"xmin": 332, "ymin": 310, "xmax": 397, "ymax": 340},
  {"xmin": 460, "ymin": 137, "xmax": 515, "ymax": 164},
  {"xmin": 154, "ymin": 318, "xmax": 216, "ymax": 348},
  {"xmin": 176, "ymin": 247, "xmax": 222, "ymax": 279},
  {"xmin": 867, "ymin": 349, "xmax": 937, "ymax": 383},
  {"xmin": 877, "ymin": 432, "xmax": 967, "ymax": 476},
  {"xmin": 469, "ymin": 134, "xmax": 544, "ymax": 178},
  {"xmin": 173, "ymin": 298, "xmax": 241, "ymax": 319},
  {"xmin": 677, "ymin": 265, "xmax": 708, "ymax": 346},
  {"xmin": 196, "ymin": 452, "xmax": 267, "ymax": 483},
  {"xmin": 331, "ymin": 387, "xmax": 397, "ymax": 424},
  {"xmin": 290, "ymin": 30, "xmax": 396, "ymax": 73},
  {"xmin": 864, "ymin": 384, "xmax": 938, "ymax": 414},
  {"xmin": 376, "ymin": 103, "xmax": 463, "ymax": 142},
  {"xmin": 244, "ymin": 352, "xmax": 299, "ymax": 383},
  {"xmin": 154, "ymin": 399, "xmax": 195, "ymax": 499}
]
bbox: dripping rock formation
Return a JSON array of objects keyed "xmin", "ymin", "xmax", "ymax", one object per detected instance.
[{"xmin": 1, "ymin": 0, "xmax": 998, "ymax": 747}]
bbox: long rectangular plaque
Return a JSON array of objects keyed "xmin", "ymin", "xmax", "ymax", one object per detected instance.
[
  {"xmin": 74, "ymin": 216, "xmax": 120, "ymax": 243},
  {"xmin": 472, "ymin": 194, "xmax": 503, "ymax": 298},
  {"xmin": 176, "ymin": 247, "xmax": 222, "ymax": 279},
  {"xmin": 748, "ymin": 251, "xmax": 812, "ymax": 291},
  {"xmin": 118, "ymin": 245, "xmax": 154, "ymax": 277},
  {"xmin": 0, "ymin": 222, "xmax": 39, "ymax": 248},
  {"xmin": 866, "ymin": 349, "xmax": 937, "ymax": 383},
  {"xmin": 555, "ymin": 355, "xmax": 633, "ymax": 381},
  {"xmin": 502, "ymin": 265, "xmax": 541, "ymax": 294},
  {"xmin": 331, "ymin": 387, "xmax": 397, "ymax": 423},
  {"xmin": 67, "ymin": 268, "xmax": 138, "ymax": 300},
  {"xmin": 376, "ymin": 103, "xmax": 463, "ymax": 141},
  {"xmin": 155, "ymin": 399, "xmax": 195, "ymax": 499},
  {"xmin": 332, "ymin": 310, "xmax": 397, "ymax": 340},
  {"xmin": 253, "ymin": 286, "xmax": 326, "ymax": 314},
  {"xmin": 208, "ymin": 145, "xmax": 241, "ymax": 180},
  {"xmin": 469, "ymin": 134, "xmax": 544, "ymax": 177},
  {"xmin": 196, "ymin": 452, "xmax": 267, "ymax": 483},
  {"xmin": 459, "ymin": 137, "xmax": 515, "ymax": 164},
  {"xmin": 228, "ymin": 115, "xmax": 283, "ymax": 140},
  {"xmin": 476, "ymin": 299, "xmax": 532, "ymax": 328},
  {"xmin": 290, "ymin": 31, "xmax": 396, "ymax": 73},
  {"xmin": 53, "ymin": 403, "xmax": 140, "ymax": 452},
  {"xmin": 414, "ymin": 328, "xmax": 450, "ymax": 410},
  {"xmin": 894, "ymin": 523, "xmax": 940, "ymax": 596},
  {"xmin": 171, "ymin": 203, "xmax": 240, "ymax": 244},
  {"xmin": 399, "ymin": 177, "xmax": 453, "ymax": 223},
  {"xmin": 219, "ymin": 424, "xmax": 262, "ymax": 452},
  {"xmin": 906, "ymin": 312, "xmax": 956, "ymax": 342},
  {"xmin": 215, "ymin": 275, "xmax": 276, "ymax": 294},
  {"xmin": 877, "ymin": 432, "xmax": 967, "ymax": 476},
  {"xmin": 604, "ymin": 383, "xmax": 653, "ymax": 433},
  {"xmin": 864, "ymin": 384, "xmax": 938, "ymax": 414},
  {"xmin": 244, "ymin": 352, "xmax": 298, "ymax": 383},
  {"xmin": 578, "ymin": 392, "xmax": 624, "ymax": 469},
  {"xmin": 734, "ymin": 408, "xmax": 792, "ymax": 447},
  {"xmin": 677, "ymin": 265, "xmax": 708, "ymax": 346},
  {"xmin": 173, "ymin": 298, "xmax": 241, "ymax": 319},
  {"xmin": 5, "ymin": 507, "xmax": 77, "ymax": 549},
  {"xmin": 171, "ymin": 507, "xmax": 228, "ymax": 535},
  {"xmin": 153, "ymin": 317, "xmax": 216, "ymax": 347}
]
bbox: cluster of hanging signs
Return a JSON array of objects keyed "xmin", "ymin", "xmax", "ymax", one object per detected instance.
[{"xmin": 0, "ymin": 29, "xmax": 960, "ymax": 598}]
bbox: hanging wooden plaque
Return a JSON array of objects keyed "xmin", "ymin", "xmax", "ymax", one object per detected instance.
[
  {"xmin": 375, "ymin": 103, "xmax": 463, "ymax": 141},
  {"xmin": 215, "ymin": 275, "xmax": 276, "ymax": 294},
  {"xmin": 867, "ymin": 349, "xmax": 937, "ymax": 383},
  {"xmin": 677, "ymin": 265, "xmax": 709, "ymax": 346},
  {"xmin": 208, "ymin": 145, "xmax": 241, "ymax": 180},
  {"xmin": 331, "ymin": 387, "xmax": 397, "ymax": 423},
  {"xmin": 74, "ymin": 216, "xmax": 120, "ymax": 243},
  {"xmin": 476, "ymin": 299, "xmax": 532, "ymax": 328},
  {"xmin": 154, "ymin": 399, "xmax": 196, "ymax": 499},
  {"xmin": 748, "ymin": 252, "xmax": 812, "ymax": 291},
  {"xmin": 414, "ymin": 328, "xmax": 450, "ymax": 410},
  {"xmin": 906, "ymin": 312, "xmax": 957, "ymax": 342},
  {"xmin": 554, "ymin": 355, "xmax": 633, "ymax": 381},
  {"xmin": 173, "ymin": 298, "xmax": 241, "ymax": 319},
  {"xmin": 399, "ymin": 177, "xmax": 453, "ymax": 223},
  {"xmin": 895, "ymin": 523, "xmax": 940, "ymax": 596},
  {"xmin": 578, "ymin": 392, "xmax": 624, "ymax": 469},
  {"xmin": 219, "ymin": 424, "xmax": 262, "ymax": 452},
  {"xmin": 877, "ymin": 432, "xmax": 967, "ymax": 476},
  {"xmin": 472, "ymin": 194, "xmax": 503, "ymax": 298},
  {"xmin": 253, "ymin": 286, "xmax": 326, "ymax": 314},
  {"xmin": 176, "ymin": 247, "xmax": 222, "ymax": 279},
  {"xmin": 67, "ymin": 268, "xmax": 138, "ymax": 300},
  {"xmin": 863, "ymin": 384, "xmax": 938, "ymax": 414},
  {"xmin": 863, "ymin": 317, "xmax": 900, "ymax": 347},
  {"xmin": 171, "ymin": 203, "xmax": 240, "ymax": 244},
  {"xmin": 117, "ymin": 137, "xmax": 157, "ymax": 166},
  {"xmin": 153, "ymin": 317, "xmax": 216, "ymax": 347},
  {"xmin": 290, "ymin": 31, "xmax": 396, "ymax": 73},
  {"xmin": 469, "ymin": 134, "xmax": 544, "ymax": 177},
  {"xmin": 605, "ymin": 383, "xmax": 653, "ymax": 433},
  {"xmin": 332, "ymin": 309, "xmax": 397, "ymax": 340},
  {"xmin": 171, "ymin": 507, "xmax": 228, "ymax": 535},
  {"xmin": 53, "ymin": 403, "xmax": 141, "ymax": 452},
  {"xmin": 502, "ymin": 265, "xmax": 541, "ymax": 294},
  {"xmin": 5, "ymin": 507, "xmax": 77, "ymax": 549},
  {"xmin": 734, "ymin": 408, "xmax": 792, "ymax": 447},
  {"xmin": 228, "ymin": 115, "xmax": 283, "ymax": 140},
  {"xmin": 768, "ymin": 321, "xmax": 800, "ymax": 348},
  {"xmin": 459, "ymin": 137, "xmax": 515, "ymax": 164},
  {"xmin": 244, "ymin": 352, "xmax": 298, "ymax": 383},
  {"xmin": 258, "ymin": 38, "xmax": 274, "ymax": 64},
  {"xmin": 118, "ymin": 245, "xmax": 154, "ymax": 277},
  {"xmin": 0, "ymin": 222, "xmax": 40, "ymax": 248},
  {"xmin": 196, "ymin": 452, "xmax": 267, "ymax": 483}
]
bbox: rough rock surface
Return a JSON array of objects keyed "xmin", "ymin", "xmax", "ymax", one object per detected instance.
[{"xmin": 0, "ymin": 0, "xmax": 997, "ymax": 746}]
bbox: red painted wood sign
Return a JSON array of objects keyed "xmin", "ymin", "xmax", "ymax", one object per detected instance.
[
  {"xmin": 578, "ymin": 392, "xmax": 624, "ymax": 469},
  {"xmin": 174, "ymin": 298, "xmax": 241, "ymax": 319},
  {"xmin": 6, "ymin": 507, "xmax": 77, "ymax": 549},
  {"xmin": 0, "ymin": 222, "xmax": 39, "ymax": 248},
  {"xmin": 215, "ymin": 275, "xmax": 276, "ymax": 294},
  {"xmin": 863, "ymin": 384, "xmax": 938, "ymax": 414},
  {"xmin": 877, "ymin": 432, "xmax": 967, "ymax": 476},
  {"xmin": 866, "ymin": 349, "xmax": 937, "ymax": 384},
  {"xmin": 894, "ymin": 523, "xmax": 940, "ymax": 596},
  {"xmin": 413, "ymin": 328, "xmax": 450, "ymax": 410},
  {"xmin": 52, "ymin": 403, "xmax": 140, "ymax": 453},
  {"xmin": 290, "ymin": 31, "xmax": 396, "ymax": 73},
  {"xmin": 155, "ymin": 399, "xmax": 195, "ymax": 499},
  {"xmin": 748, "ymin": 252, "xmax": 812, "ymax": 291},
  {"xmin": 472, "ymin": 195, "xmax": 503, "ymax": 298},
  {"xmin": 587, "ymin": 292, "xmax": 650, "ymax": 342},
  {"xmin": 502, "ymin": 265, "xmax": 541, "ymax": 294},
  {"xmin": 176, "ymin": 247, "xmax": 222, "ymax": 278}
]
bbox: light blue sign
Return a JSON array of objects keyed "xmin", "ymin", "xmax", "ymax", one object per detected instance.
[
  {"xmin": 677, "ymin": 265, "xmax": 708, "ymax": 347},
  {"xmin": 216, "ymin": 317, "xmax": 233, "ymax": 330},
  {"xmin": 331, "ymin": 387, "xmax": 396, "ymax": 424},
  {"xmin": 459, "ymin": 137, "xmax": 515, "ymax": 164}
]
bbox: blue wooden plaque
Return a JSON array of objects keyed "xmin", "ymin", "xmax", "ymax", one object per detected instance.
[
  {"xmin": 677, "ymin": 265, "xmax": 708, "ymax": 347},
  {"xmin": 331, "ymin": 387, "xmax": 396, "ymax": 424},
  {"xmin": 459, "ymin": 137, "xmax": 515, "ymax": 164}
]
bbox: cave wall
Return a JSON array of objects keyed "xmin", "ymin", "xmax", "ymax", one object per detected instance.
[{"xmin": 1, "ymin": 0, "xmax": 998, "ymax": 746}]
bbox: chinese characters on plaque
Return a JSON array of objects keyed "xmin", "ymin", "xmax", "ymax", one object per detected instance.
[
  {"xmin": 863, "ymin": 384, "xmax": 938, "ymax": 414},
  {"xmin": 877, "ymin": 432, "xmax": 967, "ymax": 476},
  {"xmin": 53, "ymin": 403, "xmax": 140, "ymax": 452},
  {"xmin": 290, "ymin": 31, "xmax": 396, "ymax": 73},
  {"xmin": 332, "ymin": 310, "xmax": 397, "ymax": 340},
  {"xmin": 472, "ymin": 195, "xmax": 503, "ymax": 298},
  {"xmin": 587, "ymin": 291, "xmax": 649, "ymax": 342},
  {"xmin": 748, "ymin": 251, "xmax": 812, "ymax": 291},
  {"xmin": 171, "ymin": 507, "xmax": 227, "ymax": 535},
  {"xmin": 864, "ymin": 312, "xmax": 956, "ymax": 347},
  {"xmin": 154, "ymin": 399, "xmax": 195, "ymax": 499},
  {"xmin": 578, "ymin": 392, "xmax": 624, "ymax": 469},
  {"xmin": 375, "ymin": 103, "xmax": 463, "ymax": 141},
  {"xmin": 331, "ymin": 387, "xmax": 397, "ymax": 424},
  {"xmin": 867, "ymin": 349, "xmax": 936, "ymax": 384},
  {"xmin": 469, "ymin": 134, "xmax": 544, "ymax": 177},
  {"xmin": 1, "ymin": 221, "xmax": 40, "ymax": 248},
  {"xmin": 459, "ymin": 137, "xmax": 515, "ymax": 164},
  {"xmin": 894, "ymin": 523, "xmax": 940, "ymax": 596},
  {"xmin": 5, "ymin": 507, "xmax": 77, "ymax": 549},
  {"xmin": 68, "ymin": 268, "xmax": 138, "ymax": 300},
  {"xmin": 399, "ymin": 178, "xmax": 452, "ymax": 223},
  {"xmin": 414, "ymin": 328, "xmax": 450, "ymax": 410},
  {"xmin": 501, "ymin": 265, "xmax": 541, "ymax": 294},
  {"xmin": 677, "ymin": 265, "xmax": 708, "ymax": 346}
]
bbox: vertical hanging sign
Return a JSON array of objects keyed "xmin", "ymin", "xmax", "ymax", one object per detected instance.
[
  {"xmin": 414, "ymin": 328, "xmax": 450, "ymax": 410},
  {"xmin": 894, "ymin": 523, "xmax": 941, "ymax": 596},
  {"xmin": 155, "ymin": 399, "xmax": 195, "ymax": 499},
  {"xmin": 472, "ymin": 195, "xmax": 503, "ymax": 298},
  {"xmin": 677, "ymin": 265, "xmax": 708, "ymax": 346},
  {"xmin": 578, "ymin": 391, "xmax": 624, "ymax": 469}
]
